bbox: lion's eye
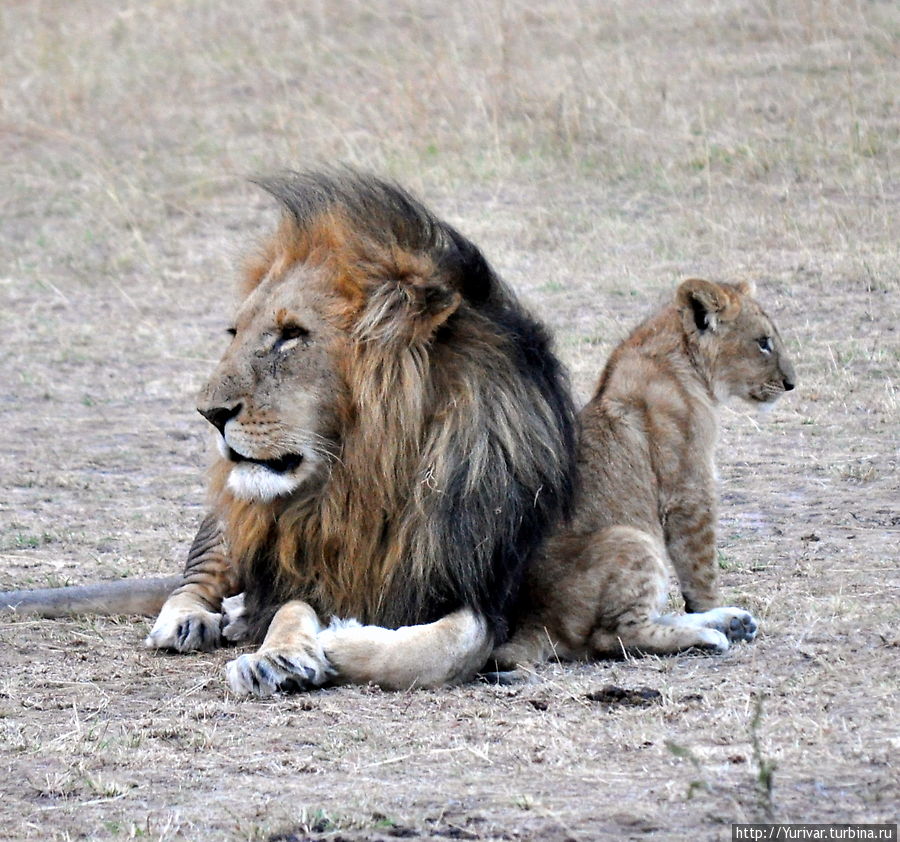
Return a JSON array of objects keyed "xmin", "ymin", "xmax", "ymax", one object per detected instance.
[
  {"xmin": 757, "ymin": 336, "xmax": 773, "ymax": 354},
  {"xmin": 275, "ymin": 323, "xmax": 310, "ymax": 351}
]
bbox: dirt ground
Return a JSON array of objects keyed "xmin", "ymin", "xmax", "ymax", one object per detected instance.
[{"xmin": 1, "ymin": 1, "xmax": 897, "ymax": 840}]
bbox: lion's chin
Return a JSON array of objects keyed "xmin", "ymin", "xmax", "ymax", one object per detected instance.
[{"xmin": 226, "ymin": 461, "xmax": 306, "ymax": 502}]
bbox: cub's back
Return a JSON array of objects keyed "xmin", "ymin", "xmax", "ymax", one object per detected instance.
[{"xmin": 572, "ymin": 304, "xmax": 715, "ymax": 537}]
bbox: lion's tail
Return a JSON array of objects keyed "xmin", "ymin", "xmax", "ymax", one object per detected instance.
[{"xmin": 0, "ymin": 576, "xmax": 180, "ymax": 618}]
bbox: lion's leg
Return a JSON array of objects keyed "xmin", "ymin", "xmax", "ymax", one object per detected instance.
[
  {"xmin": 490, "ymin": 570, "xmax": 563, "ymax": 671},
  {"xmin": 490, "ymin": 622, "xmax": 559, "ymax": 672},
  {"xmin": 583, "ymin": 526, "xmax": 732, "ymax": 656},
  {"xmin": 493, "ymin": 528, "xmax": 666, "ymax": 669},
  {"xmin": 225, "ymin": 600, "xmax": 332, "ymax": 696},
  {"xmin": 319, "ymin": 608, "xmax": 493, "ymax": 691},
  {"xmin": 663, "ymin": 497, "xmax": 721, "ymax": 613},
  {"xmin": 490, "ymin": 557, "xmax": 592, "ymax": 671},
  {"xmin": 495, "ymin": 526, "xmax": 726, "ymax": 665},
  {"xmin": 226, "ymin": 606, "xmax": 492, "ymax": 696},
  {"xmin": 145, "ymin": 512, "xmax": 237, "ymax": 652},
  {"xmin": 663, "ymin": 499, "xmax": 760, "ymax": 640}
]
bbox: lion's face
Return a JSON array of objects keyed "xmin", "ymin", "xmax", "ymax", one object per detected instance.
[
  {"xmin": 714, "ymin": 295, "xmax": 796, "ymax": 404},
  {"xmin": 678, "ymin": 279, "xmax": 796, "ymax": 406},
  {"xmin": 197, "ymin": 266, "xmax": 347, "ymax": 502}
]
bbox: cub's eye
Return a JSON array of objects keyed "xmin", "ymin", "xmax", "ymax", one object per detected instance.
[
  {"xmin": 757, "ymin": 336, "xmax": 773, "ymax": 354},
  {"xmin": 225, "ymin": 327, "xmax": 237, "ymax": 338},
  {"xmin": 275, "ymin": 323, "xmax": 310, "ymax": 350}
]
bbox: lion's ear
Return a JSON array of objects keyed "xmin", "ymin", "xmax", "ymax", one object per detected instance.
[
  {"xmin": 416, "ymin": 282, "xmax": 461, "ymax": 331},
  {"xmin": 736, "ymin": 279, "xmax": 756, "ymax": 297},
  {"xmin": 677, "ymin": 278, "xmax": 741, "ymax": 333},
  {"xmin": 357, "ymin": 281, "xmax": 461, "ymax": 344}
]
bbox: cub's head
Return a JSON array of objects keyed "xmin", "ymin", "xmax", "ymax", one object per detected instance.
[{"xmin": 676, "ymin": 278, "xmax": 796, "ymax": 405}]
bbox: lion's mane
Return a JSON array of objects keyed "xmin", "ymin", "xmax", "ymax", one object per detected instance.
[{"xmin": 210, "ymin": 171, "xmax": 577, "ymax": 643}]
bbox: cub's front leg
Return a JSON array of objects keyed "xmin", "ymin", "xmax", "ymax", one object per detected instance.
[
  {"xmin": 663, "ymin": 492, "xmax": 721, "ymax": 613},
  {"xmin": 145, "ymin": 513, "xmax": 237, "ymax": 652},
  {"xmin": 664, "ymin": 495, "xmax": 759, "ymax": 643}
]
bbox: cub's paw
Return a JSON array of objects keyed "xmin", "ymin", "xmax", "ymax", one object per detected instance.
[
  {"xmin": 144, "ymin": 608, "xmax": 222, "ymax": 652},
  {"xmin": 221, "ymin": 593, "xmax": 249, "ymax": 643},
  {"xmin": 692, "ymin": 626, "xmax": 731, "ymax": 653},
  {"xmin": 225, "ymin": 645, "xmax": 333, "ymax": 697},
  {"xmin": 699, "ymin": 607, "xmax": 758, "ymax": 644}
]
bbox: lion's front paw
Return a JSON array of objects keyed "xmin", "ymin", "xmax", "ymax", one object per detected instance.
[
  {"xmin": 145, "ymin": 608, "xmax": 222, "ymax": 652},
  {"xmin": 699, "ymin": 607, "xmax": 758, "ymax": 644},
  {"xmin": 225, "ymin": 645, "xmax": 333, "ymax": 697}
]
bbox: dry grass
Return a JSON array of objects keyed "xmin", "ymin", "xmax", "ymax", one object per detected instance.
[{"xmin": 1, "ymin": 1, "xmax": 898, "ymax": 839}]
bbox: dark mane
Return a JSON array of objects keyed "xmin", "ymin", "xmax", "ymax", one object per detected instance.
[
  {"xmin": 227, "ymin": 170, "xmax": 577, "ymax": 644},
  {"xmin": 254, "ymin": 169, "xmax": 499, "ymax": 306}
]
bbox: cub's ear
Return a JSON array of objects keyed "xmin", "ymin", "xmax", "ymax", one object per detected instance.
[
  {"xmin": 736, "ymin": 279, "xmax": 756, "ymax": 296},
  {"xmin": 677, "ymin": 278, "xmax": 741, "ymax": 333},
  {"xmin": 357, "ymin": 280, "xmax": 461, "ymax": 345}
]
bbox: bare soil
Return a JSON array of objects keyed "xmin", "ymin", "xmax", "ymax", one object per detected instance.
[{"xmin": 1, "ymin": 1, "xmax": 897, "ymax": 840}]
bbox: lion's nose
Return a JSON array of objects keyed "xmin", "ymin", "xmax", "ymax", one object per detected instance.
[
  {"xmin": 198, "ymin": 403, "xmax": 242, "ymax": 435},
  {"xmin": 782, "ymin": 378, "xmax": 795, "ymax": 392}
]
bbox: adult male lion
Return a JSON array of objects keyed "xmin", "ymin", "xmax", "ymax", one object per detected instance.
[{"xmin": 1, "ymin": 172, "xmax": 576, "ymax": 696}]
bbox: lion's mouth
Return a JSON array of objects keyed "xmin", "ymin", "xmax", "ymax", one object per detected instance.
[{"xmin": 226, "ymin": 446, "xmax": 304, "ymax": 474}]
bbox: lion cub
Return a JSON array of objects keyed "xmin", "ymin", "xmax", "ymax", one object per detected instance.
[{"xmin": 495, "ymin": 278, "xmax": 796, "ymax": 665}]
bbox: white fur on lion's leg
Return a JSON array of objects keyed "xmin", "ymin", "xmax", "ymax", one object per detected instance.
[
  {"xmin": 221, "ymin": 592, "xmax": 249, "ymax": 642},
  {"xmin": 144, "ymin": 591, "xmax": 223, "ymax": 652},
  {"xmin": 225, "ymin": 600, "xmax": 333, "ymax": 697},
  {"xmin": 318, "ymin": 608, "xmax": 493, "ymax": 690}
]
